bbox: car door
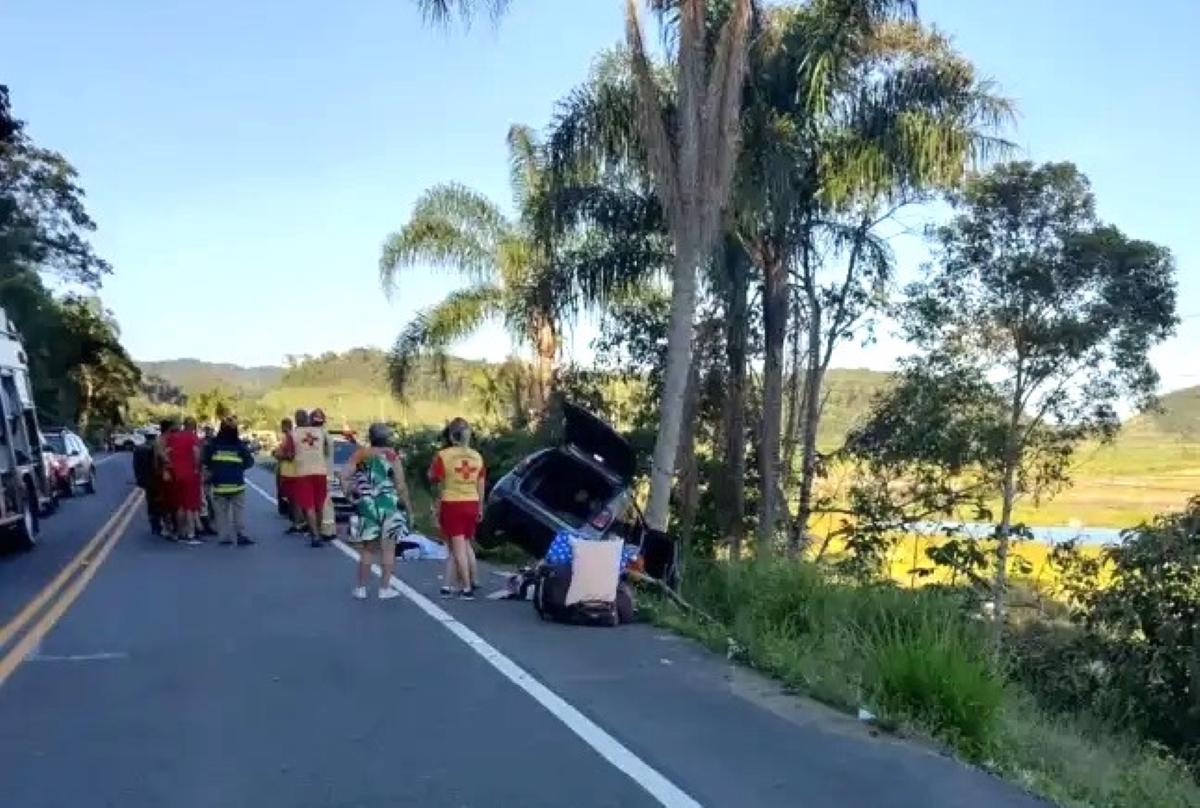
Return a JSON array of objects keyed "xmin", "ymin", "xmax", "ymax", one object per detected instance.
[{"xmin": 73, "ymin": 434, "xmax": 93, "ymax": 476}]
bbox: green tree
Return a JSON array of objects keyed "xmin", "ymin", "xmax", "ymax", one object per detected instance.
[
  {"xmin": 379, "ymin": 125, "xmax": 566, "ymax": 410},
  {"xmin": 0, "ymin": 86, "xmax": 138, "ymax": 434},
  {"xmin": 900, "ymin": 160, "xmax": 1178, "ymax": 615},
  {"xmin": 734, "ymin": 10, "xmax": 1014, "ymax": 556},
  {"xmin": 412, "ymin": 0, "xmax": 756, "ymax": 535}
]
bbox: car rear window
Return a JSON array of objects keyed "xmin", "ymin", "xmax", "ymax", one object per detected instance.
[{"xmin": 44, "ymin": 433, "xmax": 67, "ymax": 454}]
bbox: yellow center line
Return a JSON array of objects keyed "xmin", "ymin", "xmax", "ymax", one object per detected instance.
[
  {"xmin": 0, "ymin": 489, "xmax": 141, "ymax": 653},
  {"xmin": 0, "ymin": 490, "xmax": 143, "ymax": 688}
]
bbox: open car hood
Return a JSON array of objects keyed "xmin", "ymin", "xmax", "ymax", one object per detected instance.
[{"xmin": 561, "ymin": 401, "xmax": 636, "ymax": 483}]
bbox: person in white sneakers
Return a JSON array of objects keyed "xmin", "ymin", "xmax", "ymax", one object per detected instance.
[{"xmin": 340, "ymin": 423, "xmax": 415, "ymax": 600}]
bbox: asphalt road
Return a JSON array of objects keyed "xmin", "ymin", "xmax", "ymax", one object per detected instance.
[
  {"xmin": 0, "ymin": 453, "xmax": 128, "ymax": 629},
  {"xmin": 0, "ymin": 461, "xmax": 1047, "ymax": 808}
]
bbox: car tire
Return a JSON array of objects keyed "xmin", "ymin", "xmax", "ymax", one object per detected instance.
[
  {"xmin": 5, "ymin": 480, "xmax": 40, "ymax": 552},
  {"xmin": 83, "ymin": 469, "xmax": 97, "ymax": 494}
]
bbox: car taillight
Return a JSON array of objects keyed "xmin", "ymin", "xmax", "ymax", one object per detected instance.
[{"xmin": 590, "ymin": 509, "xmax": 613, "ymax": 530}]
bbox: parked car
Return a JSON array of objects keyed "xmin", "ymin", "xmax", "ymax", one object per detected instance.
[
  {"xmin": 477, "ymin": 402, "xmax": 646, "ymax": 556},
  {"xmin": 42, "ymin": 428, "xmax": 97, "ymax": 496},
  {"xmin": 110, "ymin": 429, "xmax": 146, "ymax": 451},
  {"xmin": 326, "ymin": 436, "xmax": 359, "ymax": 521}
]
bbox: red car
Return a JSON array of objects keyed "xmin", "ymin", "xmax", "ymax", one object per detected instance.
[{"xmin": 42, "ymin": 428, "xmax": 97, "ymax": 497}]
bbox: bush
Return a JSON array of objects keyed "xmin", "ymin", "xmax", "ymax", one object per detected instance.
[
  {"xmin": 654, "ymin": 559, "xmax": 1200, "ymax": 807},
  {"xmin": 857, "ymin": 598, "xmax": 1004, "ymax": 760}
]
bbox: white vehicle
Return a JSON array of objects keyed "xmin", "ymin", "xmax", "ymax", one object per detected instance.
[
  {"xmin": 110, "ymin": 429, "xmax": 147, "ymax": 451},
  {"xmin": 0, "ymin": 307, "xmax": 54, "ymax": 550}
]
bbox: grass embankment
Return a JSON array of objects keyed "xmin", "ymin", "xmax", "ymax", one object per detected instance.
[{"xmin": 650, "ymin": 561, "xmax": 1199, "ymax": 807}]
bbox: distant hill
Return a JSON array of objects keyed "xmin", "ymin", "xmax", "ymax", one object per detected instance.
[
  {"xmin": 138, "ymin": 359, "xmax": 285, "ymax": 396},
  {"xmin": 1124, "ymin": 385, "xmax": 1200, "ymax": 442}
]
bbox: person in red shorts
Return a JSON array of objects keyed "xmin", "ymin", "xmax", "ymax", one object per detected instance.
[
  {"xmin": 290, "ymin": 408, "xmax": 331, "ymax": 547},
  {"xmin": 164, "ymin": 416, "xmax": 204, "ymax": 545},
  {"xmin": 429, "ymin": 417, "xmax": 484, "ymax": 599}
]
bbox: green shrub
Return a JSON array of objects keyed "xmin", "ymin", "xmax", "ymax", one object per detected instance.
[{"xmin": 856, "ymin": 601, "xmax": 1004, "ymax": 760}]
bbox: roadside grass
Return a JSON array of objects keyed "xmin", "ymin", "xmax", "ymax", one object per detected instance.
[{"xmin": 649, "ymin": 560, "xmax": 1200, "ymax": 808}]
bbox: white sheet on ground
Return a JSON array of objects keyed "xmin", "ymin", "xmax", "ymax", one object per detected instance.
[{"xmin": 399, "ymin": 533, "xmax": 448, "ymax": 561}]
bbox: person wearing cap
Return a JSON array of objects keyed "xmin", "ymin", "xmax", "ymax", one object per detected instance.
[
  {"xmin": 289, "ymin": 407, "xmax": 332, "ymax": 547},
  {"xmin": 340, "ymin": 422, "xmax": 415, "ymax": 600},
  {"xmin": 429, "ymin": 417, "xmax": 484, "ymax": 599}
]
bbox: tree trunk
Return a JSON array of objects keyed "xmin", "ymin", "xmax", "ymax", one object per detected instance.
[
  {"xmin": 533, "ymin": 317, "xmax": 557, "ymax": 415},
  {"xmin": 674, "ymin": 359, "xmax": 703, "ymax": 545},
  {"xmin": 643, "ymin": 239, "xmax": 701, "ymax": 532},
  {"xmin": 781, "ymin": 295, "xmax": 805, "ymax": 487},
  {"xmin": 755, "ymin": 250, "xmax": 788, "ymax": 560},
  {"xmin": 627, "ymin": 0, "xmax": 753, "ymax": 534},
  {"xmin": 994, "ymin": 379, "xmax": 1025, "ymax": 628},
  {"xmin": 792, "ymin": 306, "xmax": 824, "ymax": 553},
  {"xmin": 719, "ymin": 243, "xmax": 750, "ymax": 558}
]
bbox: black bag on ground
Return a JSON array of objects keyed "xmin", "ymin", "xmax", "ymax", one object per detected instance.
[{"xmin": 533, "ymin": 564, "xmax": 619, "ymax": 627}]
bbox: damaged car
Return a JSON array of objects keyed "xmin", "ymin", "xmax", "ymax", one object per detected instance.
[{"xmin": 477, "ymin": 401, "xmax": 678, "ymax": 583}]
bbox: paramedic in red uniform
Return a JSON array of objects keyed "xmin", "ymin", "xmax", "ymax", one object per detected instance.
[
  {"xmin": 429, "ymin": 417, "xmax": 483, "ymax": 599},
  {"xmin": 289, "ymin": 408, "xmax": 332, "ymax": 547}
]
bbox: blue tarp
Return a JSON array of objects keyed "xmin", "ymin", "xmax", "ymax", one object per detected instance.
[{"xmin": 544, "ymin": 531, "xmax": 638, "ymax": 571}]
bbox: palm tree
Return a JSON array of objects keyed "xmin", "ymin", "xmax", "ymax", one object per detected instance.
[
  {"xmin": 379, "ymin": 125, "xmax": 565, "ymax": 409},
  {"xmin": 411, "ymin": 0, "xmax": 755, "ymax": 534},
  {"xmin": 734, "ymin": 9, "xmax": 1014, "ymax": 552}
]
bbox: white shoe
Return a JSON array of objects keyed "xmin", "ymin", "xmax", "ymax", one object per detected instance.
[
  {"xmin": 378, "ymin": 586, "xmax": 401, "ymax": 600},
  {"xmin": 352, "ymin": 586, "xmax": 368, "ymax": 600}
]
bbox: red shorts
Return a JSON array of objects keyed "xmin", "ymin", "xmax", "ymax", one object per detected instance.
[
  {"xmin": 439, "ymin": 500, "xmax": 480, "ymax": 539},
  {"xmin": 290, "ymin": 474, "xmax": 327, "ymax": 512}
]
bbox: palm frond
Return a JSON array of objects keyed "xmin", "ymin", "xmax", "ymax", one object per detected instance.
[
  {"xmin": 379, "ymin": 182, "xmax": 510, "ymax": 295},
  {"xmin": 506, "ymin": 124, "xmax": 544, "ymax": 211},
  {"xmin": 546, "ymin": 51, "xmax": 648, "ymax": 183},
  {"xmin": 386, "ymin": 283, "xmax": 505, "ymax": 400},
  {"xmin": 820, "ymin": 32, "xmax": 1017, "ymax": 204},
  {"xmin": 414, "ymin": 0, "xmax": 509, "ymax": 27}
]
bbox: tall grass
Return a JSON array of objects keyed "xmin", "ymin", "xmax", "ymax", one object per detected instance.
[{"xmin": 653, "ymin": 560, "xmax": 1200, "ymax": 807}]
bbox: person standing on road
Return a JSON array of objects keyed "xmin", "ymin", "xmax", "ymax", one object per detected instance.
[
  {"xmin": 164, "ymin": 416, "xmax": 204, "ymax": 544},
  {"xmin": 429, "ymin": 417, "xmax": 483, "ymax": 599},
  {"xmin": 341, "ymin": 422, "xmax": 415, "ymax": 600},
  {"xmin": 196, "ymin": 424, "xmax": 219, "ymax": 537},
  {"xmin": 202, "ymin": 417, "xmax": 256, "ymax": 546},
  {"xmin": 309, "ymin": 408, "xmax": 338, "ymax": 541},
  {"xmin": 274, "ymin": 416, "xmax": 305, "ymax": 534},
  {"xmin": 132, "ymin": 428, "xmax": 163, "ymax": 535},
  {"xmin": 290, "ymin": 408, "xmax": 331, "ymax": 547},
  {"xmin": 153, "ymin": 418, "xmax": 182, "ymax": 541}
]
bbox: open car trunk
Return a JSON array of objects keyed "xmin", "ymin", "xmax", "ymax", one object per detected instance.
[
  {"xmin": 562, "ymin": 402, "xmax": 636, "ymax": 483},
  {"xmin": 519, "ymin": 450, "xmax": 620, "ymax": 530}
]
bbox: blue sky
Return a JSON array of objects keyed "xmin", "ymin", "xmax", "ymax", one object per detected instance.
[{"xmin": 4, "ymin": 0, "xmax": 1199, "ymax": 391}]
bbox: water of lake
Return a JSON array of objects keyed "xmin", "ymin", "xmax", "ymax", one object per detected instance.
[{"xmin": 910, "ymin": 521, "xmax": 1125, "ymax": 546}]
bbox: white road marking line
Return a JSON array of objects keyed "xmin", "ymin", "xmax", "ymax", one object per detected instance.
[
  {"xmin": 244, "ymin": 476, "xmax": 704, "ymax": 808},
  {"xmin": 29, "ymin": 652, "xmax": 128, "ymax": 663}
]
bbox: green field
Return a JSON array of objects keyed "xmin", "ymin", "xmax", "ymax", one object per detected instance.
[{"xmin": 140, "ymin": 353, "xmax": 1200, "ymax": 530}]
